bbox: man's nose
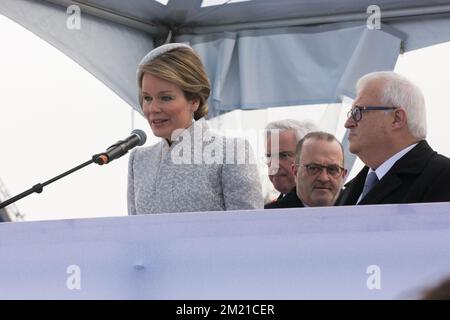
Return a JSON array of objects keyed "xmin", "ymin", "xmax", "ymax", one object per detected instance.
[
  {"xmin": 317, "ymin": 168, "xmax": 331, "ymax": 181},
  {"xmin": 344, "ymin": 115, "xmax": 356, "ymax": 129}
]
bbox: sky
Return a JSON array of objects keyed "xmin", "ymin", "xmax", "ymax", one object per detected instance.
[
  {"xmin": 1, "ymin": 14, "xmax": 450, "ymax": 221},
  {"xmin": 0, "ymin": 14, "xmax": 150, "ymax": 221}
]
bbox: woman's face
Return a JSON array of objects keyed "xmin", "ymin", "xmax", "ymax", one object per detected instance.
[{"xmin": 141, "ymin": 73, "xmax": 198, "ymax": 140}]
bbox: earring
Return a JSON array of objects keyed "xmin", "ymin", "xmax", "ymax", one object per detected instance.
[{"xmin": 193, "ymin": 103, "xmax": 200, "ymax": 120}]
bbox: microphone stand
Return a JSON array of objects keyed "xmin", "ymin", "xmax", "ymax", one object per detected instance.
[{"xmin": 0, "ymin": 154, "xmax": 105, "ymax": 210}]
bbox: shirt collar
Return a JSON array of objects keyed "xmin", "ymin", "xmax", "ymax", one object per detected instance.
[{"xmin": 369, "ymin": 143, "xmax": 418, "ymax": 180}]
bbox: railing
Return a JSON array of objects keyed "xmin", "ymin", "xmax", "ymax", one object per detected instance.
[{"xmin": 0, "ymin": 202, "xmax": 449, "ymax": 299}]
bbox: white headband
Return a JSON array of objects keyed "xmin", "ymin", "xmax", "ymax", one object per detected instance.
[{"xmin": 137, "ymin": 43, "xmax": 192, "ymax": 82}]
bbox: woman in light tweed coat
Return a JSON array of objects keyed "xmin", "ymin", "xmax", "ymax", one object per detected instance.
[{"xmin": 128, "ymin": 43, "xmax": 263, "ymax": 214}]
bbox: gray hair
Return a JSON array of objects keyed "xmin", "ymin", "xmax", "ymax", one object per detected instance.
[
  {"xmin": 357, "ymin": 71, "xmax": 427, "ymax": 139},
  {"xmin": 265, "ymin": 119, "xmax": 319, "ymax": 141}
]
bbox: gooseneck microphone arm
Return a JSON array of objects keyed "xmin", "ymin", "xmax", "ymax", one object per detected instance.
[
  {"xmin": 0, "ymin": 130, "xmax": 146, "ymax": 211},
  {"xmin": 0, "ymin": 158, "xmax": 95, "ymax": 210}
]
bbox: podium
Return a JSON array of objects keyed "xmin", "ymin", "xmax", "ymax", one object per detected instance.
[{"xmin": 1, "ymin": 203, "xmax": 450, "ymax": 299}]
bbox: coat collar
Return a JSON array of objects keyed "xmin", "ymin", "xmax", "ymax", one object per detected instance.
[
  {"xmin": 161, "ymin": 118, "xmax": 209, "ymax": 148},
  {"xmin": 341, "ymin": 140, "xmax": 435, "ymax": 205}
]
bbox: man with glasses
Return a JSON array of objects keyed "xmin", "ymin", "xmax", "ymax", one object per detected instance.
[
  {"xmin": 266, "ymin": 131, "xmax": 347, "ymax": 208},
  {"xmin": 264, "ymin": 119, "xmax": 318, "ymax": 208},
  {"xmin": 337, "ymin": 71, "xmax": 450, "ymax": 206}
]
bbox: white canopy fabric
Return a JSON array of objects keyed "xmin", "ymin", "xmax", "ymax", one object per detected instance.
[
  {"xmin": 179, "ymin": 24, "xmax": 403, "ymax": 116},
  {"xmin": 2, "ymin": 0, "xmax": 450, "ymax": 116}
]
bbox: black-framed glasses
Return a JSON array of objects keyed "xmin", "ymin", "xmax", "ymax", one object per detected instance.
[
  {"xmin": 299, "ymin": 163, "xmax": 345, "ymax": 178},
  {"xmin": 347, "ymin": 106, "xmax": 397, "ymax": 122}
]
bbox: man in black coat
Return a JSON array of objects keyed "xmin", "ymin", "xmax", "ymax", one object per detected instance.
[
  {"xmin": 266, "ymin": 132, "xmax": 347, "ymax": 209},
  {"xmin": 264, "ymin": 119, "xmax": 318, "ymax": 208},
  {"xmin": 337, "ymin": 71, "xmax": 450, "ymax": 206}
]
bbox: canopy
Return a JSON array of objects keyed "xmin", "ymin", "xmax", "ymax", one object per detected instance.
[{"xmin": 2, "ymin": 0, "xmax": 450, "ymax": 116}]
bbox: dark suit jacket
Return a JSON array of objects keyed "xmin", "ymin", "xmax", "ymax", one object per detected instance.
[
  {"xmin": 264, "ymin": 192, "xmax": 284, "ymax": 208},
  {"xmin": 265, "ymin": 188, "xmax": 305, "ymax": 209},
  {"xmin": 337, "ymin": 140, "xmax": 450, "ymax": 205}
]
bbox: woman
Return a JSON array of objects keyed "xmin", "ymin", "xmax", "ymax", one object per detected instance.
[{"xmin": 128, "ymin": 43, "xmax": 263, "ymax": 214}]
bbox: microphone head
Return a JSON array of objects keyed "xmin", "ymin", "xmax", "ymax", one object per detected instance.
[{"xmin": 131, "ymin": 129, "xmax": 147, "ymax": 146}]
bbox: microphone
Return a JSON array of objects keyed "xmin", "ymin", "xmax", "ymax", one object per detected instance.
[
  {"xmin": 93, "ymin": 129, "xmax": 147, "ymax": 165},
  {"xmin": 0, "ymin": 129, "xmax": 147, "ymax": 210}
]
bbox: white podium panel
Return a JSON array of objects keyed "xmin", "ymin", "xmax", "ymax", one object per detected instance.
[{"xmin": 1, "ymin": 203, "xmax": 450, "ymax": 299}]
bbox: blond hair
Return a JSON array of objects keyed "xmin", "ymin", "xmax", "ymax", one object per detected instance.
[{"xmin": 138, "ymin": 47, "xmax": 211, "ymax": 120}]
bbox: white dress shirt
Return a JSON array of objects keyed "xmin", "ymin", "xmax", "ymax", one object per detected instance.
[{"xmin": 356, "ymin": 143, "xmax": 418, "ymax": 203}]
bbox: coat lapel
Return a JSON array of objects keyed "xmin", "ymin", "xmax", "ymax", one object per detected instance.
[
  {"xmin": 358, "ymin": 172, "xmax": 402, "ymax": 204},
  {"xmin": 338, "ymin": 167, "xmax": 369, "ymax": 205},
  {"xmin": 352, "ymin": 141, "xmax": 436, "ymax": 205}
]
